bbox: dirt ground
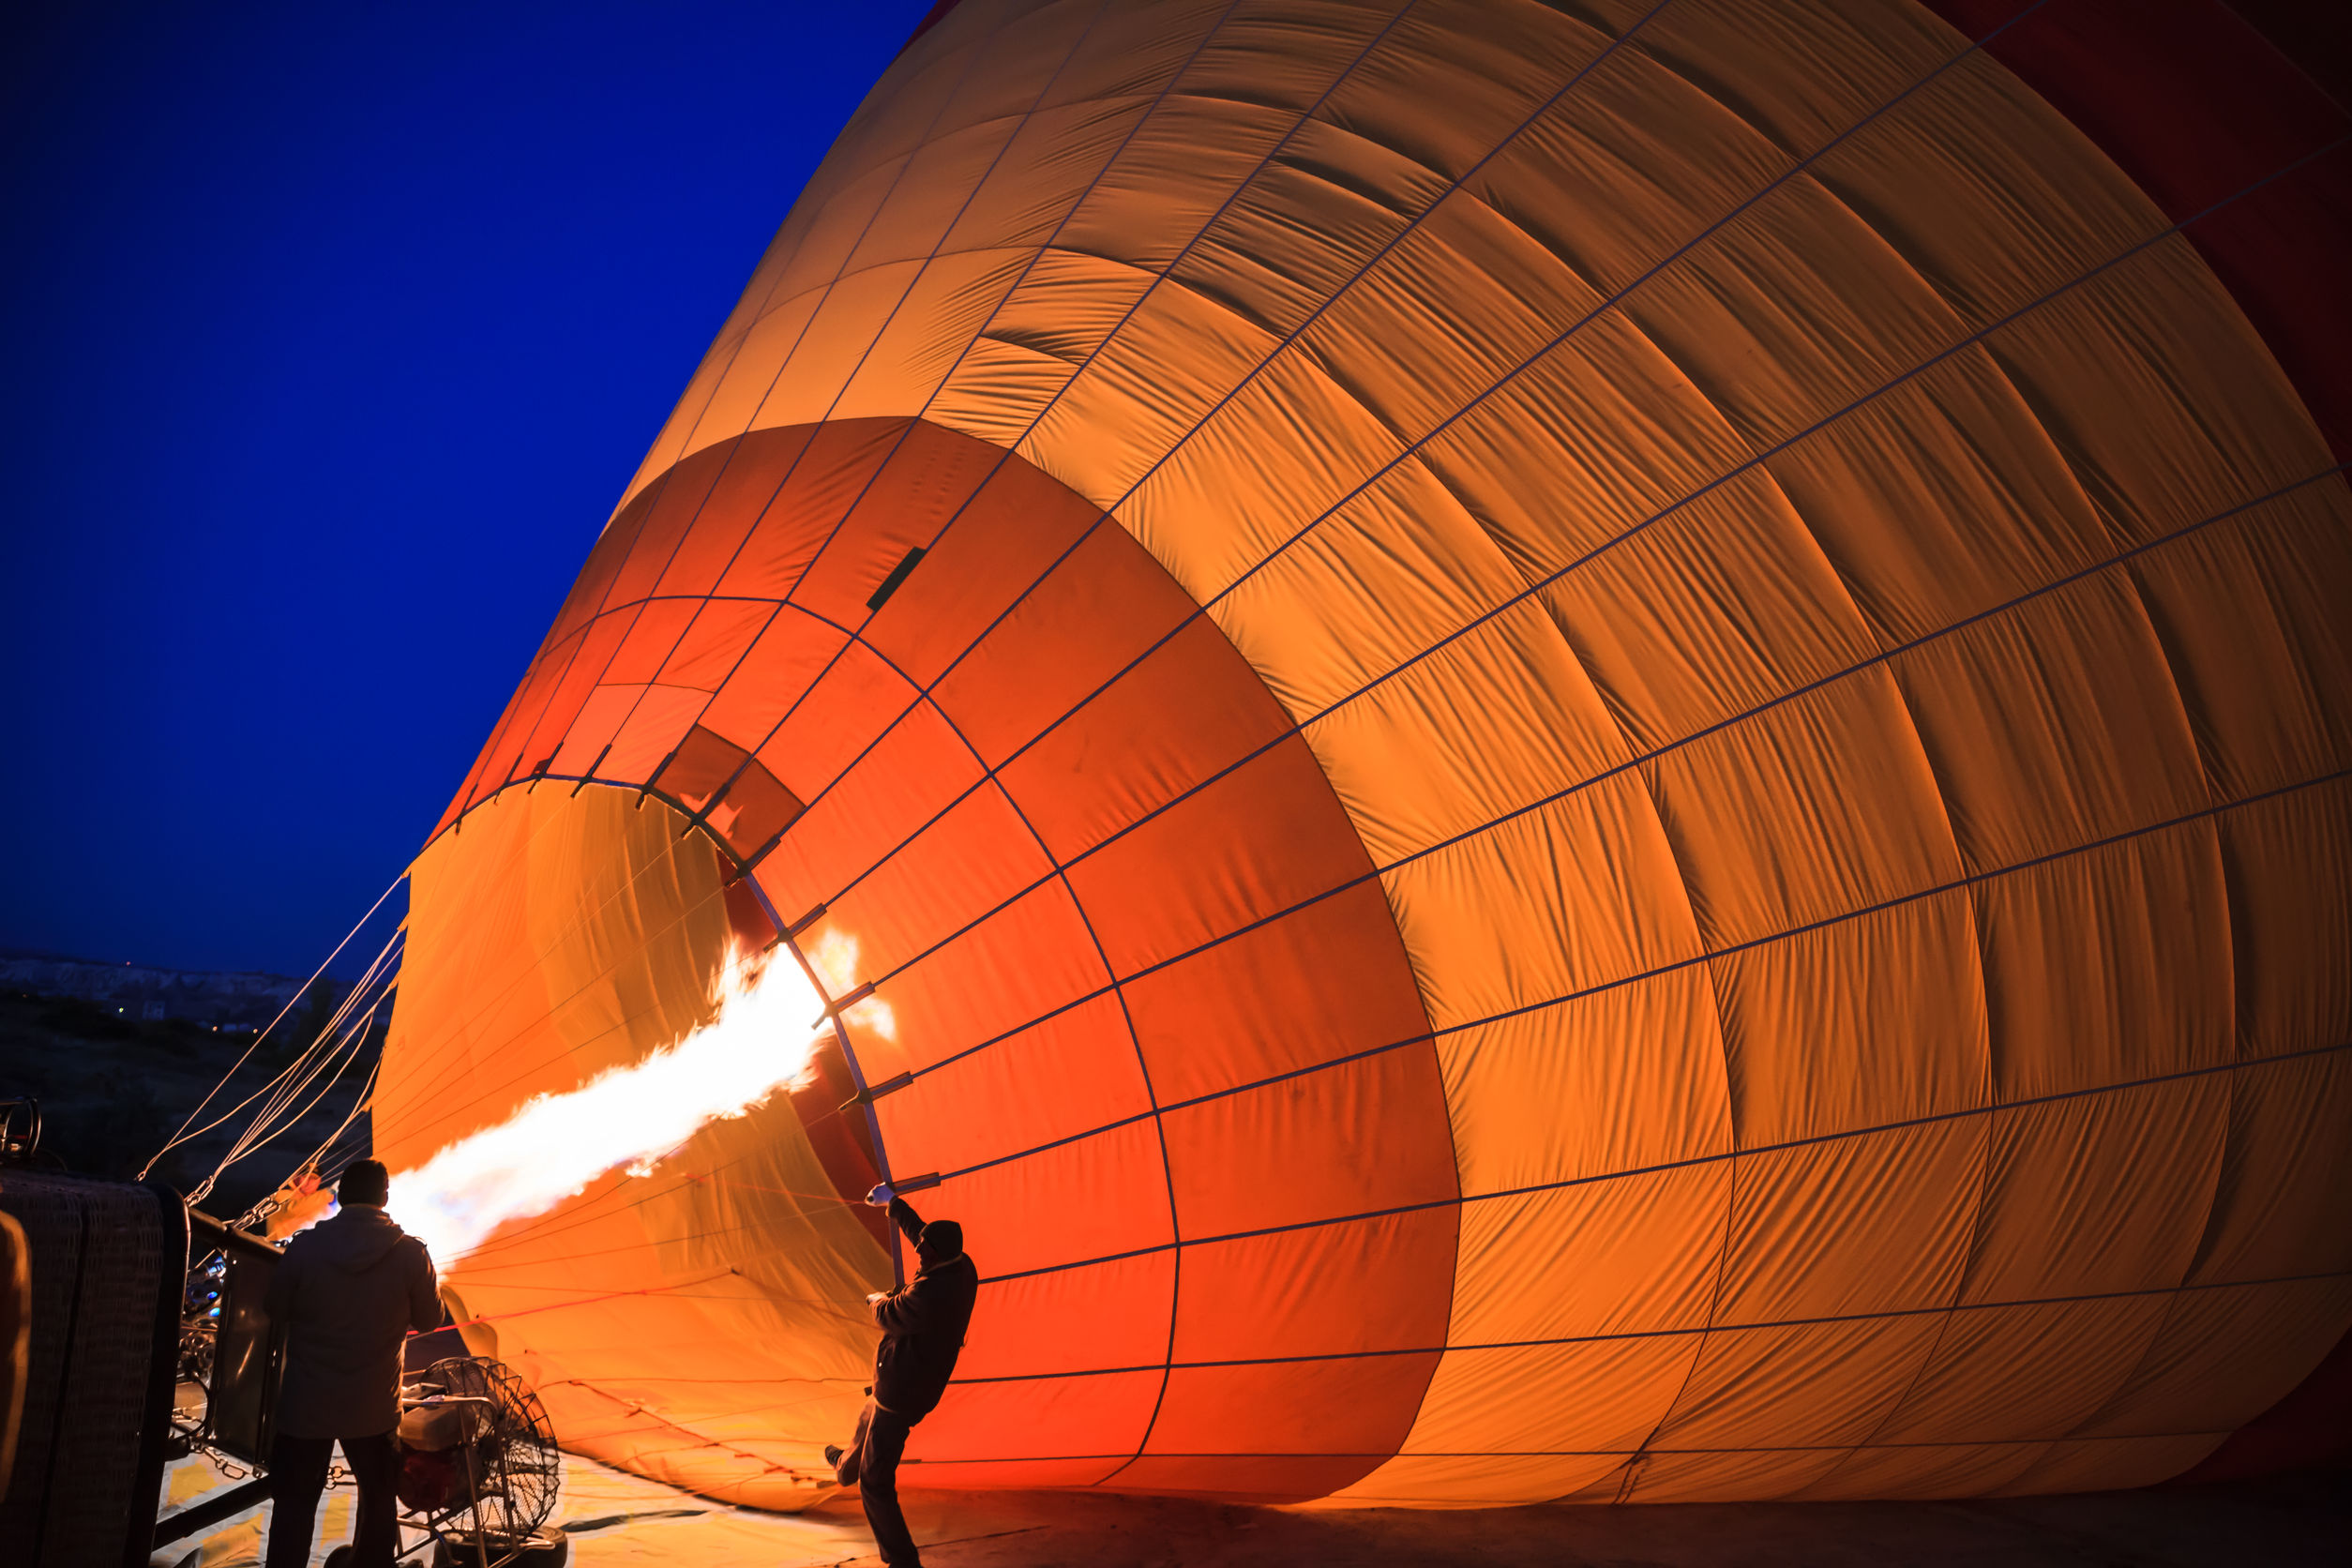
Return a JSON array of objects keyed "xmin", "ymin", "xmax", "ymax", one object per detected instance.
[{"xmin": 155, "ymin": 1450, "xmax": 2349, "ymax": 1567}]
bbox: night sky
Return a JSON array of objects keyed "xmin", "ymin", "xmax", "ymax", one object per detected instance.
[{"xmin": 1, "ymin": 2, "xmax": 923, "ymax": 977}]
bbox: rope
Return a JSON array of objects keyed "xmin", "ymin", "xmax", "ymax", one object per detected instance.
[
  {"xmin": 204, "ymin": 991, "xmax": 387, "ymax": 1210},
  {"xmin": 169, "ymin": 916, "xmax": 406, "ymax": 1207},
  {"xmin": 297, "ymin": 1054, "xmax": 381, "ymax": 1182},
  {"xmin": 204, "ymin": 933, "xmax": 400, "ymax": 1161},
  {"xmin": 188, "ymin": 931, "xmax": 400, "ymax": 1191},
  {"xmin": 142, "ymin": 869, "xmax": 407, "ymax": 1180}
]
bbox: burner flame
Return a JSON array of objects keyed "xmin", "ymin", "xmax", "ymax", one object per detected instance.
[{"xmin": 392, "ymin": 942, "xmax": 836, "ymax": 1263}]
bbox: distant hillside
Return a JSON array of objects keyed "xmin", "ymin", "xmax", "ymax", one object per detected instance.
[
  {"xmin": 0, "ymin": 988, "xmax": 372, "ymax": 1214},
  {"xmin": 1, "ymin": 951, "xmax": 368, "ymax": 1209},
  {"xmin": 0, "ymin": 948, "xmax": 305, "ymax": 1030}
]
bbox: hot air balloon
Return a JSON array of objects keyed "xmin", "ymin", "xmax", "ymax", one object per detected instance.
[{"xmin": 373, "ymin": 0, "xmax": 2352, "ymax": 1509}]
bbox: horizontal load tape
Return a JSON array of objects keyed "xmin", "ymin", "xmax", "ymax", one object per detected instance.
[{"xmin": 838, "ymin": 1071, "xmax": 915, "ymax": 1113}]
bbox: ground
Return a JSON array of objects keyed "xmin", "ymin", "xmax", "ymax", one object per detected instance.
[{"xmin": 154, "ymin": 1450, "xmax": 2349, "ymax": 1567}]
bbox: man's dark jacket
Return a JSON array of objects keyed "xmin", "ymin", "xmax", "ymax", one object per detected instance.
[
  {"xmin": 870, "ymin": 1197, "xmax": 975, "ymax": 1420},
  {"xmin": 264, "ymin": 1204, "xmax": 439, "ymax": 1438}
]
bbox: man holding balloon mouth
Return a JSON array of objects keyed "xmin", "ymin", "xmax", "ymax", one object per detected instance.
[{"xmin": 826, "ymin": 1182, "xmax": 977, "ymax": 1568}]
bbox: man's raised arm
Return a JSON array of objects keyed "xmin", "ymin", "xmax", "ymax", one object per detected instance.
[{"xmin": 867, "ymin": 1183, "xmax": 926, "ymax": 1250}]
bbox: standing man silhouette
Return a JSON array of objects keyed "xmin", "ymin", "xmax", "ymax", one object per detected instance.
[
  {"xmin": 263, "ymin": 1159, "xmax": 439, "ymax": 1568},
  {"xmin": 826, "ymin": 1182, "xmax": 977, "ymax": 1568}
]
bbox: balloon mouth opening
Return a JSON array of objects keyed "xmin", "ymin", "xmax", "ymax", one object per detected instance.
[{"xmin": 383, "ymin": 787, "xmax": 900, "ymax": 1272}]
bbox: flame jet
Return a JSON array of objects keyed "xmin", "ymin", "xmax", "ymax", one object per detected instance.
[{"xmin": 393, "ymin": 947, "xmax": 831, "ymax": 1265}]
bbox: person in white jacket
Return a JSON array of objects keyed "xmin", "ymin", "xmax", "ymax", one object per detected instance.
[{"xmin": 262, "ymin": 1159, "xmax": 439, "ymax": 1568}]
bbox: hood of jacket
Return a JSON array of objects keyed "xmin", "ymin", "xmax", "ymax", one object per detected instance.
[{"xmin": 289, "ymin": 1204, "xmax": 417, "ymax": 1274}]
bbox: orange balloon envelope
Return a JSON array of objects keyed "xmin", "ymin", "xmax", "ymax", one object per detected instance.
[{"xmin": 376, "ymin": 0, "xmax": 2352, "ymax": 1507}]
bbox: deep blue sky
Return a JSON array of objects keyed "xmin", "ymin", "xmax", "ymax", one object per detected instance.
[{"xmin": 1, "ymin": 2, "xmax": 924, "ymax": 977}]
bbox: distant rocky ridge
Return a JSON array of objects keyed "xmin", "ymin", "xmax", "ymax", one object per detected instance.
[{"xmin": 0, "ymin": 949, "xmax": 305, "ymax": 1029}]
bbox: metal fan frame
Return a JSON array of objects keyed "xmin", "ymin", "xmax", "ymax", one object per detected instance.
[{"xmin": 412, "ymin": 1355, "xmax": 564, "ymax": 1540}]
